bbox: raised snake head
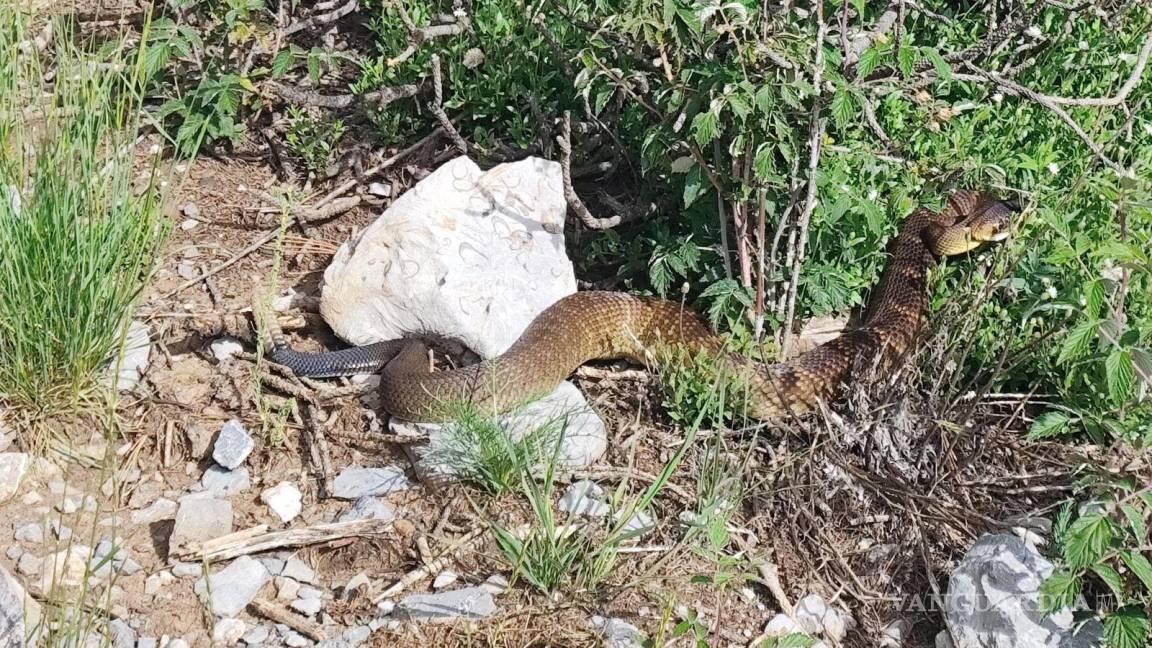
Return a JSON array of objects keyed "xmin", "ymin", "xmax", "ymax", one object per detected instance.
[{"xmin": 927, "ymin": 191, "xmax": 1019, "ymax": 256}]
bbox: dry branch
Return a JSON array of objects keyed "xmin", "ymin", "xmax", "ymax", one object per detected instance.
[
  {"xmin": 282, "ymin": 0, "xmax": 358, "ymax": 37},
  {"xmin": 176, "ymin": 519, "xmax": 398, "ymax": 563},
  {"xmin": 250, "ymin": 599, "xmax": 327, "ymax": 640},
  {"xmin": 265, "ymin": 80, "xmax": 425, "ymax": 110},
  {"xmin": 387, "ymin": 1, "xmax": 471, "ymax": 67},
  {"xmin": 372, "ymin": 527, "xmax": 488, "ymax": 602},
  {"xmin": 780, "ymin": 6, "xmax": 829, "ymax": 359},
  {"xmin": 557, "ymin": 112, "xmax": 625, "ymax": 229},
  {"xmin": 430, "ymin": 54, "xmax": 469, "ymax": 155}
]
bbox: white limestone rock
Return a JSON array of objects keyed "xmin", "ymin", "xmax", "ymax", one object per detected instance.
[
  {"xmin": 319, "ymin": 156, "xmax": 575, "ymax": 359},
  {"xmin": 943, "ymin": 533, "xmax": 1104, "ymax": 648}
]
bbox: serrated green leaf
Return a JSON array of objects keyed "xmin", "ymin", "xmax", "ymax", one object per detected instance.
[
  {"xmin": 683, "ymin": 165, "xmax": 706, "ymax": 209},
  {"xmin": 1131, "ymin": 348, "xmax": 1152, "ymax": 388},
  {"xmin": 897, "ymin": 45, "xmax": 915, "ymax": 77},
  {"xmin": 692, "ymin": 109, "xmax": 720, "ymax": 147},
  {"xmin": 1059, "ymin": 319, "xmax": 1099, "ymax": 364},
  {"xmin": 1064, "ymin": 514, "xmax": 1113, "ymax": 569},
  {"xmin": 755, "ymin": 84, "xmax": 775, "ymax": 114},
  {"xmin": 921, "ymin": 46, "xmax": 952, "ymax": 81},
  {"xmin": 1091, "ymin": 563, "xmax": 1126, "ymax": 601},
  {"xmin": 856, "ymin": 47, "xmax": 880, "ymax": 78},
  {"xmin": 1084, "ymin": 279, "xmax": 1106, "ymax": 319},
  {"xmin": 728, "ymin": 92, "xmax": 751, "ymax": 121},
  {"xmin": 1120, "ymin": 550, "xmax": 1152, "ymax": 591},
  {"xmin": 829, "ymin": 90, "xmax": 856, "ymax": 127},
  {"xmin": 1039, "ymin": 570, "xmax": 1081, "ymax": 614},
  {"xmin": 776, "ymin": 633, "xmax": 817, "ymax": 648},
  {"xmin": 1105, "ymin": 349, "xmax": 1136, "ymax": 404},
  {"xmin": 272, "ymin": 50, "xmax": 294, "ymax": 77},
  {"xmin": 1120, "ymin": 504, "xmax": 1147, "ymax": 543},
  {"xmin": 1104, "ymin": 607, "xmax": 1149, "ymax": 648},
  {"xmin": 593, "ymin": 86, "xmax": 614, "ymax": 115},
  {"xmin": 1029, "ymin": 410, "xmax": 1072, "ymax": 439}
]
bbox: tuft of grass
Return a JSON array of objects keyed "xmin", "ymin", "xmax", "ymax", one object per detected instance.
[
  {"xmin": 0, "ymin": 9, "xmax": 173, "ymax": 412},
  {"xmin": 659, "ymin": 346, "xmax": 754, "ymax": 429},
  {"xmin": 424, "ymin": 402, "xmax": 566, "ymax": 496}
]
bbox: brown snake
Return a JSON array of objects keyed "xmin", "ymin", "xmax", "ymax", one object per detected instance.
[{"xmin": 271, "ymin": 190, "xmax": 1016, "ymax": 422}]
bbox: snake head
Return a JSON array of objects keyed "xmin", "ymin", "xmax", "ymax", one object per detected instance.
[{"xmin": 925, "ymin": 191, "xmax": 1018, "ymax": 256}]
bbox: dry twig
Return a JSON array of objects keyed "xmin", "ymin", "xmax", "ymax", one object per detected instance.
[
  {"xmin": 372, "ymin": 527, "xmax": 488, "ymax": 602},
  {"xmin": 177, "ymin": 519, "xmax": 399, "ymax": 563},
  {"xmin": 557, "ymin": 112, "xmax": 625, "ymax": 229},
  {"xmin": 430, "ymin": 54, "xmax": 469, "ymax": 155},
  {"xmin": 250, "ymin": 599, "xmax": 327, "ymax": 641}
]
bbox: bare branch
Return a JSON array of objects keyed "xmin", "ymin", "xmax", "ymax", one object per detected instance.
[
  {"xmin": 281, "ymin": 0, "xmax": 358, "ymax": 37},
  {"xmin": 844, "ymin": 7, "xmax": 899, "ymax": 66},
  {"xmin": 430, "ymin": 54, "xmax": 469, "ymax": 156},
  {"xmin": 780, "ymin": 8, "xmax": 829, "ymax": 359},
  {"xmin": 1043, "ymin": 33, "xmax": 1152, "ymax": 106},
  {"xmin": 387, "ymin": 1, "xmax": 471, "ymax": 67},
  {"xmin": 265, "ymin": 80, "xmax": 425, "ymax": 110},
  {"xmin": 963, "ymin": 63, "xmax": 1126, "ymax": 173},
  {"xmin": 557, "ymin": 112, "xmax": 625, "ymax": 229}
]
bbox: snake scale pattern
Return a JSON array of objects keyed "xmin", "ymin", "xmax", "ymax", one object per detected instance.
[{"xmin": 271, "ymin": 190, "xmax": 1015, "ymax": 422}]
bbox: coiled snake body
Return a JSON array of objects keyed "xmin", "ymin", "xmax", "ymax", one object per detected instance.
[{"xmin": 271, "ymin": 190, "xmax": 1015, "ymax": 422}]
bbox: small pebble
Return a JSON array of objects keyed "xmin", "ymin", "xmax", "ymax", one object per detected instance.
[
  {"xmin": 14, "ymin": 521, "xmax": 43, "ymax": 544},
  {"xmin": 290, "ymin": 596, "xmax": 322, "ymax": 617},
  {"xmin": 432, "ymin": 570, "xmax": 458, "ymax": 590},
  {"xmin": 212, "ymin": 419, "xmax": 254, "ymax": 470},
  {"xmin": 260, "ymin": 482, "xmax": 303, "ymax": 523}
]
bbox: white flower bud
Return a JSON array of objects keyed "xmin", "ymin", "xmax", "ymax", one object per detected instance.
[
  {"xmin": 1025, "ymin": 25, "xmax": 1042, "ymax": 38},
  {"xmin": 1047, "ymin": 163, "xmax": 1059, "ymax": 175}
]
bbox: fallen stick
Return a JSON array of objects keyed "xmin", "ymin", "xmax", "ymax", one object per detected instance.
[
  {"xmin": 176, "ymin": 519, "xmax": 398, "ymax": 563},
  {"xmin": 372, "ymin": 527, "xmax": 489, "ymax": 602},
  {"xmin": 250, "ymin": 598, "xmax": 327, "ymax": 641}
]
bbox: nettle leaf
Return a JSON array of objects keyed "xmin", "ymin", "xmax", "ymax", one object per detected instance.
[
  {"xmin": 1039, "ymin": 570, "xmax": 1081, "ymax": 614},
  {"xmin": 1104, "ymin": 607, "xmax": 1150, "ymax": 648},
  {"xmin": 897, "ymin": 45, "xmax": 915, "ymax": 77},
  {"xmin": 1029, "ymin": 410, "xmax": 1073, "ymax": 439},
  {"xmin": 829, "ymin": 90, "xmax": 856, "ymax": 127},
  {"xmin": 755, "ymin": 84, "xmax": 775, "ymax": 114},
  {"xmin": 727, "ymin": 92, "xmax": 751, "ymax": 121},
  {"xmin": 1058, "ymin": 319, "xmax": 1099, "ymax": 364},
  {"xmin": 920, "ymin": 46, "xmax": 952, "ymax": 81},
  {"xmin": 692, "ymin": 109, "xmax": 720, "ymax": 147},
  {"xmin": 271, "ymin": 50, "xmax": 294, "ymax": 77},
  {"xmin": 1064, "ymin": 514, "xmax": 1113, "ymax": 569},
  {"xmin": 1131, "ymin": 348, "xmax": 1152, "ymax": 388},
  {"xmin": 1084, "ymin": 279, "xmax": 1106, "ymax": 319},
  {"xmin": 1119, "ymin": 504, "xmax": 1147, "ymax": 543},
  {"xmin": 683, "ymin": 165, "xmax": 707, "ymax": 209},
  {"xmin": 753, "ymin": 143, "xmax": 776, "ymax": 182},
  {"xmin": 1091, "ymin": 563, "xmax": 1126, "ymax": 601},
  {"xmin": 1105, "ymin": 349, "xmax": 1136, "ymax": 404},
  {"xmin": 1120, "ymin": 550, "xmax": 1152, "ymax": 591},
  {"xmin": 776, "ymin": 633, "xmax": 817, "ymax": 648},
  {"xmin": 856, "ymin": 47, "xmax": 880, "ymax": 78}
]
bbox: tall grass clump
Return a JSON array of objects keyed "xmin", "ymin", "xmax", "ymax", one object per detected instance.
[{"xmin": 0, "ymin": 9, "xmax": 171, "ymax": 411}]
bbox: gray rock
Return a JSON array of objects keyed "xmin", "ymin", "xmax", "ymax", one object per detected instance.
[
  {"xmin": 170, "ymin": 494, "xmax": 233, "ymax": 550},
  {"xmin": 260, "ymin": 482, "xmax": 303, "ymax": 523},
  {"xmin": 195, "ymin": 556, "xmax": 270, "ymax": 617},
  {"xmin": 5, "ymin": 546, "xmax": 21, "ymax": 561},
  {"xmin": 182, "ymin": 203, "xmax": 201, "ymax": 219},
  {"xmin": 480, "ymin": 574, "xmax": 510, "ymax": 596},
  {"xmin": 144, "ymin": 570, "xmax": 174, "ymax": 595},
  {"xmin": 107, "ymin": 618, "xmax": 136, "ymax": 648},
  {"xmin": 108, "ymin": 320, "xmax": 151, "ymax": 391},
  {"xmin": 591, "ymin": 616, "xmax": 647, "ymax": 648},
  {"xmin": 213, "ymin": 420, "xmax": 254, "ymax": 470},
  {"xmin": 615, "ymin": 509, "xmax": 656, "ymax": 535},
  {"xmin": 558, "ymin": 480, "xmax": 609, "ymax": 517},
  {"xmin": 943, "ymin": 533, "xmax": 1104, "ymax": 648},
  {"xmin": 397, "ymin": 587, "xmax": 497, "ymax": 622},
  {"xmin": 337, "ymin": 496, "xmax": 396, "ymax": 523},
  {"xmin": 291, "ymin": 597, "xmax": 322, "ymax": 617},
  {"xmin": 13, "ymin": 522, "xmax": 43, "ymax": 544},
  {"xmin": 284, "ymin": 632, "xmax": 310, "ymax": 647},
  {"xmin": 281, "ymin": 556, "xmax": 315, "ymax": 584},
  {"xmin": 167, "ymin": 640, "xmax": 190, "ymax": 648},
  {"xmin": 0, "ymin": 452, "xmax": 30, "ymax": 500},
  {"xmin": 39, "ymin": 545, "xmax": 94, "ymax": 592},
  {"xmin": 1, "ymin": 564, "xmax": 40, "ymax": 648},
  {"xmin": 137, "ymin": 638, "xmax": 158, "ymax": 648},
  {"xmin": 242, "ymin": 624, "xmax": 271, "ymax": 645},
  {"xmin": 171, "ymin": 562, "xmax": 204, "ymax": 579},
  {"xmin": 331, "ymin": 466, "xmax": 411, "ymax": 500},
  {"xmin": 213, "ymin": 618, "xmax": 247, "ymax": 645},
  {"xmin": 130, "ymin": 497, "xmax": 177, "ymax": 525},
  {"xmin": 432, "ymin": 571, "xmax": 457, "ymax": 590},
  {"xmin": 49, "ymin": 519, "xmax": 72, "ymax": 541},
  {"xmin": 202, "ymin": 466, "xmax": 251, "ymax": 497},
  {"xmin": 793, "ymin": 594, "xmax": 850, "ymax": 643},
  {"xmin": 210, "ymin": 337, "xmax": 245, "ymax": 363},
  {"xmin": 259, "ymin": 556, "xmax": 287, "ymax": 577},
  {"xmin": 16, "ymin": 553, "xmax": 41, "ymax": 577},
  {"xmin": 343, "ymin": 626, "xmax": 372, "ymax": 645}
]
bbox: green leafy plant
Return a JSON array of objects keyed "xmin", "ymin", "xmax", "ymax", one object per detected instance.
[
  {"xmin": 659, "ymin": 346, "xmax": 752, "ymax": 428},
  {"xmin": 1040, "ymin": 476, "xmax": 1152, "ymax": 648},
  {"xmin": 284, "ymin": 106, "xmax": 348, "ymax": 174}
]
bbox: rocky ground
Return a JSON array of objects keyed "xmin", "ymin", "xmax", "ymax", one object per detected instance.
[{"xmin": 0, "ymin": 143, "xmax": 1104, "ymax": 648}]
